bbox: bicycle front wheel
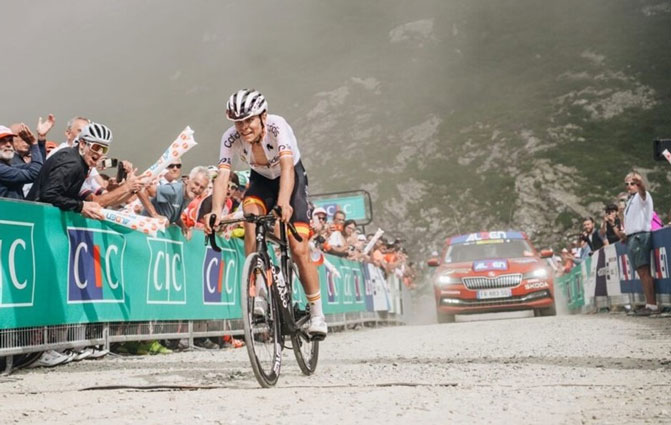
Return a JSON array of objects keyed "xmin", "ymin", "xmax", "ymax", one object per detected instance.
[{"xmin": 241, "ymin": 253, "xmax": 282, "ymax": 388}]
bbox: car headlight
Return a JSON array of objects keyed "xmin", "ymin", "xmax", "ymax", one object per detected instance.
[
  {"xmin": 523, "ymin": 268, "xmax": 547, "ymax": 280},
  {"xmin": 437, "ymin": 274, "xmax": 462, "ymax": 285}
]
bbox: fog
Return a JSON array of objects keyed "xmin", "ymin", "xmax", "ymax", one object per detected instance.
[
  {"xmin": 2, "ymin": 0, "xmax": 669, "ymax": 253},
  {"xmin": 1, "ymin": 0, "xmax": 435, "ymax": 171}
]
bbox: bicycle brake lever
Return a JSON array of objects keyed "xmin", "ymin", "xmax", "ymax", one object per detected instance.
[
  {"xmin": 208, "ymin": 215, "xmax": 221, "ymax": 252},
  {"xmin": 287, "ymin": 222, "xmax": 303, "ymax": 243},
  {"xmin": 272, "ymin": 206, "xmax": 303, "ymax": 242}
]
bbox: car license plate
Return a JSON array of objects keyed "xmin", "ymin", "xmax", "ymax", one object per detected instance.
[{"xmin": 477, "ymin": 288, "xmax": 512, "ymax": 299}]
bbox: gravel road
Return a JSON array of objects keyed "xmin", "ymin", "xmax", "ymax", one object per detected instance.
[{"xmin": 1, "ymin": 313, "xmax": 670, "ymax": 425}]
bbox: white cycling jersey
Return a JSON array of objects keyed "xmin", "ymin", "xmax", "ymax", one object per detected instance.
[{"xmin": 218, "ymin": 114, "xmax": 301, "ymax": 180}]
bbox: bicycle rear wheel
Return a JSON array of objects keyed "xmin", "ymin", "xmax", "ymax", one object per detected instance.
[
  {"xmin": 241, "ymin": 253, "xmax": 282, "ymax": 387},
  {"xmin": 292, "ymin": 331, "xmax": 319, "ymax": 375},
  {"xmin": 288, "ymin": 262, "xmax": 320, "ymax": 375}
]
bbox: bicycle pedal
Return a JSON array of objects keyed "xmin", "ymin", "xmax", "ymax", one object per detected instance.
[{"xmin": 309, "ymin": 333, "xmax": 326, "ymax": 342}]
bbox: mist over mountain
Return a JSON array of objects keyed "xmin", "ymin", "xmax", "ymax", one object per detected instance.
[{"xmin": 2, "ymin": 0, "xmax": 670, "ymax": 256}]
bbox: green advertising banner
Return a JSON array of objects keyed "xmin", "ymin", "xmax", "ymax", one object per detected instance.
[
  {"xmin": 310, "ymin": 190, "xmax": 372, "ymax": 224},
  {"xmin": 0, "ymin": 198, "xmax": 393, "ymax": 330}
]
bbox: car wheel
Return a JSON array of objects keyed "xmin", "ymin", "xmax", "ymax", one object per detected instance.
[{"xmin": 437, "ymin": 312, "xmax": 455, "ymax": 323}]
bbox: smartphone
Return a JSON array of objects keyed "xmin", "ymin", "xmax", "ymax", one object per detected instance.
[
  {"xmin": 99, "ymin": 158, "xmax": 118, "ymax": 169},
  {"xmin": 116, "ymin": 162, "xmax": 127, "ymax": 183},
  {"xmin": 653, "ymin": 139, "xmax": 671, "ymax": 161}
]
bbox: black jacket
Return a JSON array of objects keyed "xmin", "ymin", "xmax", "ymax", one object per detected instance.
[{"xmin": 27, "ymin": 146, "xmax": 89, "ymax": 212}]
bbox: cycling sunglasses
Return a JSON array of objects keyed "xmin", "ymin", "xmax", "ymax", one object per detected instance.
[
  {"xmin": 167, "ymin": 163, "xmax": 182, "ymax": 169},
  {"xmin": 86, "ymin": 141, "xmax": 109, "ymax": 155}
]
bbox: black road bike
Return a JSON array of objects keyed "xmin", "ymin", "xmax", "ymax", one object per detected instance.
[{"xmin": 208, "ymin": 209, "xmax": 321, "ymax": 387}]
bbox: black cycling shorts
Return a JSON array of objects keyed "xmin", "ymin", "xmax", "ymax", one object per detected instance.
[{"xmin": 243, "ymin": 160, "xmax": 311, "ymax": 237}]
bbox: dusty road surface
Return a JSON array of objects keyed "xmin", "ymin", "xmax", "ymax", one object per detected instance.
[{"xmin": 1, "ymin": 314, "xmax": 670, "ymax": 425}]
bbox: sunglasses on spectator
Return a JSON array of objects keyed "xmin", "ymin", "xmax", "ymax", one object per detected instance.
[
  {"xmin": 316, "ymin": 215, "xmax": 327, "ymax": 222},
  {"xmin": 86, "ymin": 142, "xmax": 109, "ymax": 155},
  {"xmin": 624, "ymin": 181, "xmax": 637, "ymax": 187},
  {"xmin": 227, "ymin": 183, "xmax": 238, "ymax": 190},
  {"xmin": 167, "ymin": 163, "xmax": 182, "ymax": 169}
]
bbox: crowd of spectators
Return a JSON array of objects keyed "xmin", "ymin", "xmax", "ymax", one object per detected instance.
[
  {"xmin": 0, "ymin": 114, "xmax": 416, "ymax": 368},
  {"xmin": 309, "ymin": 207, "xmax": 416, "ymax": 289},
  {"xmin": 555, "ymin": 171, "xmax": 662, "ymax": 316}
]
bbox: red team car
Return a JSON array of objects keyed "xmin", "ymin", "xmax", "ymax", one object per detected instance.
[{"xmin": 428, "ymin": 231, "xmax": 556, "ymax": 323}]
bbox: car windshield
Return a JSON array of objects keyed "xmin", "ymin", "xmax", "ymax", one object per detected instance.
[{"xmin": 444, "ymin": 240, "xmax": 533, "ymax": 263}]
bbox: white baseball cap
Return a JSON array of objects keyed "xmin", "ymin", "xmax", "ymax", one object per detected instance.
[{"xmin": 0, "ymin": 125, "xmax": 17, "ymax": 139}]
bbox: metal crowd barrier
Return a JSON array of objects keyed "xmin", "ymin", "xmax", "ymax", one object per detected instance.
[
  {"xmin": 555, "ymin": 228, "xmax": 671, "ymax": 312},
  {"xmin": 1, "ymin": 312, "xmax": 402, "ymax": 374}
]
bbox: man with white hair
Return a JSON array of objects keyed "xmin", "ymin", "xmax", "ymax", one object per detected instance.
[
  {"xmin": 0, "ymin": 124, "xmax": 44, "ymax": 199},
  {"xmin": 139, "ymin": 165, "xmax": 210, "ymax": 239}
]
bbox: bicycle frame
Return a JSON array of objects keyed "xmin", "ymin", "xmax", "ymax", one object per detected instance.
[
  {"xmin": 255, "ymin": 218, "xmax": 305, "ymax": 338},
  {"xmin": 210, "ymin": 212, "xmax": 309, "ymax": 338}
]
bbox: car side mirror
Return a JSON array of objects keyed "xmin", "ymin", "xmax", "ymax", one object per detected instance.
[
  {"xmin": 427, "ymin": 258, "xmax": 440, "ymax": 267},
  {"xmin": 539, "ymin": 249, "xmax": 553, "ymax": 258}
]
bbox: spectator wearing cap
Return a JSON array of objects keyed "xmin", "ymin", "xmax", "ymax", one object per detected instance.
[
  {"xmin": 619, "ymin": 172, "xmax": 658, "ymax": 315},
  {"xmin": 161, "ymin": 159, "xmax": 182, "ymax": 185},
  {"xmin": 600, "ymin": 204, "xmax": 622, "ymax": 245},
  {"xmin": 0, "ymin": 124, "xmax": 45, "ymax": 200},
  {"xmin": 312, "ymin": 207, "xmax": 328, "ymax": 228},
  {"xmin": 27, "ymin": 122, "xmax": 116, "ymax": 219}
]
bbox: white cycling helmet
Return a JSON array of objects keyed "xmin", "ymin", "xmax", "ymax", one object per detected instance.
[
  {"xmin": 78, "ymin": 122, "xmax": 113, "ymax": 146},
  {"xmin": 226, "ymin": 89, "xmax": 268, "ymax": 121}
]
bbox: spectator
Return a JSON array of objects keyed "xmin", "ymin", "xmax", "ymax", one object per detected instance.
[
  {"xmin": 581, "ymin": 217, "xmax": 604, "ymax": 253},
  {"xmin": 48, "ymin": 116, "xmax": 89, "ymax": 157},
  {"xmin": 76, "ymin": 159, "xmax": 142, "ymax": 210},
  {"xmin": 48, "ymin": 116, "xmax": 108, "ymax": 198},
  {"xmin": 619, "ymin": 172, "xmax": 658, "ymax": 316},
  {"xmin": 324, "ymin": 210, "xmax": 349, "ymax": 257},
  {"xmin": 342, "ymin": 219, "xmax": 358, "ymax": 245},
  {"xmin": 157, "ymin": 159, "xmax": 182, "ymax": 186},
  {"xmin": 193, "ymin": 171, "xmax": 241, "ymax": 228},
  {"xmin": 371, "ymin": 237, "xmax": 387, "ymax": 270},
  {"xmin": 138, "ymin": 165, "xmax": 209, "ymax": 239},
  {"xmin": 600, "ymin": 203, "xmax": 622, "ymax": 244},
  {"xmin": 560, "ymin": 248, "xmax": 574, "ymax": 274},
  {"xmin": 0, "ymin": 124, "xmax": 44, "ymax": 199},
  {"xmin": 45, "ymin": 141, "xmax": 58, "ymax": 156},
  {"xmin": 27, "ymin": 122, "xmax": 114, "ymax": 219}
]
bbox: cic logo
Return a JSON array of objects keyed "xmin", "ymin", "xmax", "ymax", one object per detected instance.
[
  {"xmin": 202, "ymin": 246, "xmax": 238, "ymax": 305},
  {"xmin": 146, "ymin": 238, "xmax": 186, "ymax": 304},
  {"xmin": 0, "ymin": 220, "xmax": 35, "ymax": 307},
  {"xmin": 67, "ymin": 228, "xmax": 125, "ymax": 303}
]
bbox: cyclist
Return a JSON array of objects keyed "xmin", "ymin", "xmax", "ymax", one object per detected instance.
[{"xmin": 205, "ymin": 89, "xmax": 327, "ymax": 338}]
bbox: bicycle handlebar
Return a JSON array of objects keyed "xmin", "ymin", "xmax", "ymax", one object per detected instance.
[{"xmin": 205, "ymin": 207, "xmax": 303, "ymax": 251}]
